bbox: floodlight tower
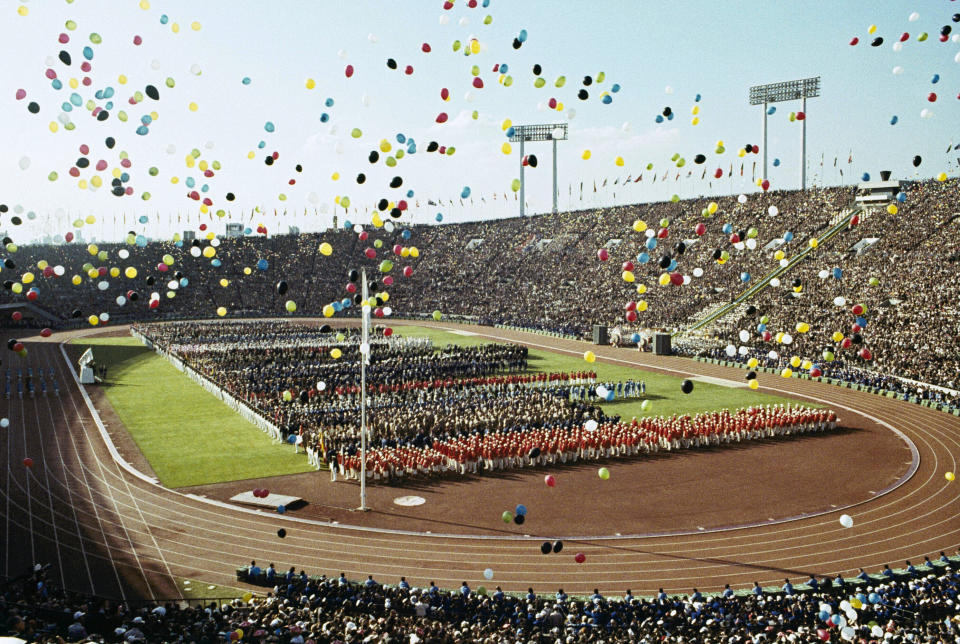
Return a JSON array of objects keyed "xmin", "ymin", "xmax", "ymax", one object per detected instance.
[
  {"xmin": 748, "ymin": 76, "xmax": 820, "ymax": 190},
  {"xmin": 508, "ymin": 123, "xmax": 568, "ymax": 216}
]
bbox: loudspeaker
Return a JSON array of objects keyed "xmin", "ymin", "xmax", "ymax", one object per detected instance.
[
  {"xmin": 879, "ymin": 170, "xmax": 891, "ymax": 181},
  {"xmin": 592, "ymin": 325, "xmax": 608, "ymax": 346},
  {"xmin": 654, "ymin": 333, "xmax": 672, "ymax": 355}
]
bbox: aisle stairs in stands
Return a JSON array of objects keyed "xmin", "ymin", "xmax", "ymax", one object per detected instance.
[{"xmin": 678, "ymin": 205, "xmax": 862, "ymax": 337}]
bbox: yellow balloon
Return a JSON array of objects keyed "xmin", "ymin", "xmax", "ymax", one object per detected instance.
[
  {"xmin": 832, "ymin": 331, "xmax": 844, "ymax": 342},
  {"xmin": 886, "ymin": 204, "xmax": 898, "ymax": 215},
  {"xmin": 774, "ymin": 250, "xmax": 785, "ymax": 261},
  {"xmin": 936, "ymin": 172, "xmax": 948, "ymax": 182},
  {"xmin": 203, "ymin": 246, "xmax": 216, "ymax": 258},
  {"xmin": 691, "ymin": 117, "xmax": 699, "ymax": 126},
  {"xmin": 748, "ymin": 379, "xmax": 759, "ymax": 390},
  {"xmin": 632, "ymin": 219, "xmax": 647, "ymax": 233},
  {"xmin": 21, "ymin": 272, "xmax": 34, "ymax": 284},
  {"xmin": 88, "ymin": 315, "xmax": 100, "ymax": 326},
  {"xmin": 781, "ymin": 368, "xmax": 793, "ymax": 378},
  {"xmin": 217, "ymin": 306, "xmax": 227, "ymax": 317},
  {"xmin": 87, "ymin": 268, "xmax": 99, "ymax": 279},
  {"xmin": 188, "ymin": 101, "xmax": 198, "ymax": 112},
  {"xmin": 691, "ymin": 105, "xmax": 700, "ymax": 115},
  {"xmin": 584, "ymin": 351, "xmax": 596, "ymax": 363},
  {"xmin": 809, "ymin": 238, "xmax": 819, "ymax": 249},
  {"xmin": 946, "ymin": 472, "xmax": 956, "ymax": 482},
  {"xmin": 615, "ymin": 156, "xmax": 624, "ymax": 167},
  {"xmin": 322, "ymin": 304, "xmax": 335, "ymax": 318},
  {"xmin": 582, "ymin": 149, "xmax": 591, "ymax": 160},
  {"xmin": 501, "ymin": 118, "xmax": 512, "ymax": 131},
  {"xmin": 502, "ymin": 142, "xmax": 512, "ymax": 155},
  {"xmin": 636, "ymin": 300, "xmax": 648, "ymax": 312},
  {"xmin": 400, "ymin": 247, "xmax": 410, "ymax": 258},
  {"xmin": 868, "ymin": 24, "xmax": 877, "ymax": 34},
  {"xmin": 801, "ymin": 360, "xmax": 813, "ymax": 371},
  {"xmin": 109, "ymin": 267, "xmax": 120, "ymax": 278},
  {"xmin": 190, "ymin": 21, "xmax": 202, "ymax": 31},
  {"xmin": 85, "ymin": 215, "xmax": 96, "ymax": 225},
  {"xmin": 72, "ymin": 275, "xmax": 82, "ymax": 285},
  {"xmin": 409, "ymin": 247, "xmax": 420, "ymax": 258},
  {"xmin": 746, "ymin": 357, "xmax": 759, "ymax": 369},
  {"xmin": 305, "ymin": 78, "xmax": 316, "ymax": 90},
  {"xmin": 319, "ymin": 242, "xmax": 333, "ymax": 256},
  {"xmin": 635, "ymin": 284, "xmax": 647, "ymax": 295},
  {"xmin": 796, "ymin": 322, "xmax": 810, "ymax": 333},
  {"xmin": 36, "ymin": 260, "xmax": 48, "ymax": 271},
  {"xmin": 380, "ymin": 139, "xmax": 392, "ymax": 153},
  {"xmin": 707, "ymin": 202, "xmax": 718, "ymax": 215},
  {"xmin": 331, "ymin": 348, "xmax": 342, "ymax": 359},
  {"xmin": 658, "ymin": 273, "xmax": 671, "ymax": 286},
  {"xmin": 790, "ymin": 356, "xmax": 801, "ymax": 368},
  {"xmin": 243, "ymin": 267, "xmax": 252, "ymax": 275},
  {"xmin": 219, "ymin": 279, "xmax": 229, "ymax": 287},
  {"xmin": 622, "ymin": 270, "xmax": 635, "ymax": 283}
]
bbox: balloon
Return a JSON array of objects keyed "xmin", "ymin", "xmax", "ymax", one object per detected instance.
[
  {"xmin": 680, "ymin": 379, "xmax": 694, "ymax": 394},
  {"xmin": 946, "ymin": 472, "xmax": 955, "ymax": 481},
  {"xmin": 839, "ymin": 514, "xmax": 854, "ymax": 528},
  {"xmin": 544, "ymin": 475, "xmax": 556, "ymax": 487},
  {"xmin": 574, "ymin": 552, "xmax": 586, "ymax": 564},
  {"xmin": 598, "ymin": 467, "xmax": 610, "ymax": 480},
  {"xmin": 483, "ymin": 568, "xmax": 494, "ymax": 580},
  {"xmin": 584, "ymin": 351, "xmax": 596, "ymax": 363}
]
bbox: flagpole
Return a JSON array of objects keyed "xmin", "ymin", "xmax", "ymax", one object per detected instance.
[{"xmin": 359, "ymin": 268, "xmax": 369, "ymax": 511}]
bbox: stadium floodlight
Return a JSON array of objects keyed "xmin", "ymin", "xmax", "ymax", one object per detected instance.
[
  {"xmin": 508, "ymin": 123, "xmax": 567, "ymax": 216},
  {"xmin": 749, "ymin": 76, "xmax": 820, "ymax": 190}
]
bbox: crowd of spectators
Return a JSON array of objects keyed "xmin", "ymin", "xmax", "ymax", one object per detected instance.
[
  {"xmin": 6, "ymin": 555, "xmax": 960, "ymax": 643},
  {"xmin": 2, "ymin": 179, "xmax": 957, "ymax": 391}
]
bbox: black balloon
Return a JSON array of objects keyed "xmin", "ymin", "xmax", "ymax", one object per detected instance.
[
  {"xmin": 540, "ymin": 542, "xmax": 552, "ymax": 554},
  {"xmin": 512, "ymin": 38, "xmax": 522, "ymax": 49},
  {"xmin": 369, "ymin": 151, "xmax": 380, "ymax": 163},
  {"xmin": 529, "ymin": 447, "xmax": 541, "ymax": 459},
  {"xmin": 386, "ymin": 58, "xmax": 397, "ymax": 69},
  {"xmin": 680, "ymin": 379, "xmax": 694, "ymax": 394},
  {"xmin": 694, "ymin": 154, "xmax": 706, "ymax": 164},
  {"xmin": 377, "ymin": 198, "xmax": 388, "ymax": 211},
  {"xmin": 277, "ymin": 529, "xmax": 286, "ymax": 538},
  {"xmin": 128, "ymin": 291, "xmax": 139, "ymax": 301},
  {"xmin": 348, "ymin": 269, "xmax": 360, "ymax": 282},
  {"xmin": 532, "ymin": 64, "xmax": 542, "ymax": 75},
  {"xmin": 852, "ymin": 333, "xmax": 863, "ymax": 345},
  {"xmin": 2, "ymin": 281, "xmax": 12, "ymax": 291},
  {"xmin": 793, "ymin": 278, "xmax": 802, "ymax": 288},
  {"xmin": 426, "ymin": 141, "xmax": 439, "ymax": 152},
  {"xmin": 746, "ymin": 305, "xmax": 757, "ymax": 316},
  {"xmin": 390, "ymin": 207, "xmax": 402, "ymax": 219},
  {"xmin": 941, "ymin": 25, "xmax": 952, "ymax": 36},
  {"xmin": 299, "ymin": 390, "xmax": 309, "ymax": 404},
  {"xmin": 97, "ymin": 111, "xmax": 109, "ymax": 122},
  {"xmin": 746, "ymin": 371, "xmax": 757, "ymax": 381},
  {"xmin": 553, "ymin": 541, "xmax": 563, "ymax": 553},
  {"xmin": 295, "ymin": 164, "xmax": 303, "ymax": 173},
  {"xmin": 356, "ymin": 173, "xmax": 366, "ymax": 184},
  {"xmin": 582, "ymin": 75, "xmax": 592, "ymax": 86},
  {"xmin": 276, "ymin": 281, "xmax": 288, "ymax": 295},
  {"xmin": 319, "ymin": 324, "xmax": 332, "ymax": 333},
  {"xmin": 662, "ymin": 106, "xmax": 672, "ymax": 117},
  {"xmin": 658, "ymin": 255, "xmax": 672, "ymax": 269},
  {"xmin": 514, "ymin": 514, "xmax": 525, "ymax": 525},
  {"xmin": 59, "ymin": 51, "xmax": 71, "ymax": 65},
  {"xmin": 4, "ymin": 259, "xmax": 15, "ymax": 269},
  {"xmin": 146, "ymin": 276, "xmax": 155, "ymax": 286},
  {"xmin": 871, "ymin": 37, "xmax": 883, "ymax": 46},
  {"xmin": 953, "ymin": 13, "xmax": 960, "ymax": 23},
  {"xmin": 145, "ymin": 85, "xmax": 159, "ymax": 100},
  {"xmin": 6, "ymin": 339, "xmax": 17, "ymax": 350},
  {"xmin": 712, "ymin": 248, "xmax": 722, "ymax": 260},
  {"xmin": 226, "ymin": 192, "xmax": 236, "ymax": 201},
  {"xmin": 76, "ymin": 157, "xmax": 90, "ymax": 168},
  {"xmin": 10, "ymin": 217, "xmax": 21, "ymax": 226},
  {"xmin": 27, "ymin": 102, "xmax": 39, "ymax": 114},
  {"xmin": 577, "ymin": 89, "xmax": 589, "ymax": 100},
  {"xmin": 71, "ymin": 309, "xmax": 82, "ymax": 318},
  {"xmin": 390, "ymin": 176, "xmax": 403, "ymax": 188},
  {"xmin": 105, "ymin": 137, "xmax": 115, "ymax": 149},
  {"xmin": 526, "ymin": 155, "xmax": 538, "ymax": 168},
  {"xmin": 675, "ymin": 242, "xmax": 686, "ymax": 255},
  {"xmin": 913, "ymin": 155, "xmax": 922, "ymax": 167}
]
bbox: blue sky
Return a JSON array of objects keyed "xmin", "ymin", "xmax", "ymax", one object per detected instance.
[{"xmin": 0, "ymin": 1, "xmax": 957, "ymax": 242}]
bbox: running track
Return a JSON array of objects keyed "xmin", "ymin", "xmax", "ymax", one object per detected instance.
[{"xmin": 0, "ymin": 322, "xmax": 958, "ymax": 600}]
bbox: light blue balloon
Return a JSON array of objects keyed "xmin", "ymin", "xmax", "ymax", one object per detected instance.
[
  {"xmin": 160, "ymin": 14, "xmax": 169, "ymax": 24},
  {"xmin": 499, "ymin": 63, "xmax": 508, "ymax": 74},
  {"xmin": 890, "ymin": 115, "xmax": 898, "ymax": 125},
  {"xmin": 783, "ymin": 231, "xmax": 794, "ymax": 242},
  {"xmin": 757, "ymin": 323, "xmax": 767, "ymax": 333},
  {"xmin": 185, "ymin": 177, "xmax": 195, "ymax": 188},
  {"xmin": 932, "ymin": 74, "xmax": 940, "ymax": 84},
  {"xmin": 636, "ymin": 252, "xmax": 649, "ymax": 264},
  {"xmin": 645, "ymin": 238, "xmax": 657, "ymax": 251},
  {"xmin": 515, "ymin": 504, "xmax": 527, "ymax": 516},
  {"xmin": 406, "ymin": 190, "xmax": 414, "ymax": 198},
  {"xmin": 136, "ymin": 125, "xmax": 149, "ymax": 135},
  {"xmin": 630, "ymin": 333, "xmax": 641, "ymax": 343},
  {"xmin": 135, "ymin": 235, "xmax": 148, "ymax": 247},
  {"xmin": 104, "ymin": 101, "xmax": 113, "ymax": 110},
  {"xmin": 200, "ymin": 184, "xmax": 209, "ymax": 193},
  {"xmin": 51, "ymin": 79, "xmax": 63, "ymax": 90},
  {"xmin": 435, "ymin": 213, "xmax": 444, "ymax": 222},
  {"xmin": 741, "ymin": 272, "xmax": 751, "ymax": 282},
  {"xmin": 264, "ymin": 121, "xmax": 275, "ymax": 133},
  {"xmin": 256, "ymin": 258, "xmax": 268, "ymax": 271},
  {"xmin": 211, "ymin": 259, "xmax": 221, "ymax": 267},
  {"xmin": 766, "ymin": 106, "xmax": 776, "ymax": 115},
  {"xmin": 257, "ymin": 140, "xmax": 266, "ymax": 149},
  {"xmin": 505, "ymin": 126, "xmax": 515, "ymax": 137},
  {"xmin": 82, "ymin": 46, "xmax": 94, "ymax": 61},
  {"xmin": 666, "ymin": 112, "xmax": 674, "ymax": 120},
  {"xmin": 655, "ymin": 114, "xmax": 664, "ymax": 123},
  {"xmin": 174, "ymin": 240, "xmax": 183, "ymax": 248},
  {"xmin": 333, "ymin": 301, "xmax": 343, "ymax": 312},
  {"xmin": 722, "ymin": 223, "xmax": 733, "ymax": 234},
  {"xmin": 855, "ymin": 316, "xmax": 867, "ymax": 328},
  {"xmin": 773, "ymin": 158, "xmax": 780, "ymax": 167},
  {"xmin": 244, "ymin": 227, "xmax": 252, "ymax": 235},
  {"xmin": 141, "ymin": 114, "xmax": 152, "ymax": 125},
  {"xmin": 138, "ymin": 215, "xmax": 149, "ymax": 224},
  {"xmin": 611, "ymin": 83, "xmax": 621, "ymax": 93},
  {"xmin": 861, "ymin": 172, "xmax": 870, "ymax": 181},
  {"xmin": 341, "ymin": 298, "xmax": 351, "ymax": 308},
  {"xmin": 518, "ymin": 29, "xmax": 528, "ymax": 42},
  {"xmin": 461, "ymin": 186, "xmax": 471, "ymax": 198},
  {"xmin": 319, "ymin": 113, "xmax": 329, "ymax": 123},
  {"xmin": 667, "ymin": 259, "xmax": 678, "ymax": 271},
  {"xmin": 61, "ymin": 102, "xmax": 73, "ymax": 112},
  {"xmin": 694, "ymin": 93, "xmax": 701, "ymax": 102},
  {"xmin": 70, "ymin": 93, "xmax": 83, "ymax": 106},
  {"xmin": 179, "ymin": 277, "xmax": 189, "ymax": 287},
  {"xmin": 401, "ymin": 229, "xmax": 412, "ymax": 239},
  {"xmin": 325, "ymin": 97, "xmax": 334, "ymax": 107},
  {"xmin": 242, "ymin": 77, "xmax": 251, "ymax": 85},
  {"xmin": 602, "ymin": 95, "xmax": 613, "ymax": 104},
  {"xmin": 605, "ymin": 391, "xmax": 615, "ymax": 401},
  {"xmin": 832, "ymin": 267, "xmax": 843, "ymax": 279},
  {"xmin": 896, "ymin": 192, "xmax": 907, "ymax": 203}
]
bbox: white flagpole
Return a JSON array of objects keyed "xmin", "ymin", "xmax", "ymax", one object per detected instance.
[{"xmin": 359, "ymin": 268, "xmax": 370, "ymax": 511}]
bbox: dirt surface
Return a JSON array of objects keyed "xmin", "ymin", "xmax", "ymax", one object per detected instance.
[{"xmin": 1, "ymin": 322, "xmax": 957, "ymax": 601}]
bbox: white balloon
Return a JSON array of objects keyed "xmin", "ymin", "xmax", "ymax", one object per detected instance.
[
  {"xmin": 782, "ymin": 334, "xmax": 793, "ymax": 345},
  {"xmin": 362, "ymin": 94, "xmax": 371, "ymax": 107},
  {"xmin": 596, "ymin": 385, "xmax": 608, "ymax": 397},
  {"xmin": 566, "ymin": 108, "xmax": 576, "ymax": 120},
  {"xmin": 317, "ymin": 381, "xmax": 327, "ymax": 391},
  {"xmin": 166, "ymin": 144, "xmax": 177, "ymax": 154},
  {"xmin": 367, "ymin": 33, "xmax": 378, "ymax": 43},
  {"xmin": 739, "ymin": 330, "xmax": 750, "ymax": 343},
  {"xmin": 353, "ymin": 224, "xmax": 364, "ymax": 233},
  {"xmin": 770, "ymin": 278, "xmax": 781, "ymax": 287},
  {"xmin": 779, "ymin": 259, "xmax": 789, "ymax": 268},
  {"xmin": 738, "ymin": 346, "xmax": 749, "ymax": 356},
  {"xmin": 438, "ymin": 14, "xmax": 449, "ymax": 25},
  {"xmin": 18, "ymin": 156, "xmax": 30, "ymax": 170},
  {"xmin": 871, "ymin": 626, "xmax": 884, "ymax": 638},
  {"xmin": 116, "ymin": 295, "xmax": 127, "ymax": 306},
  {"xmin": 585, "ymin": 419, "xmax": 598, "ymax": 431},
  {"xmin": 150, "ymin": 58, "xmax": 161, "ymax": 70},
  {"xmin": 845, "ymin": 608, "xmax": 857, "ymax": 622},
  {"xmin": 745, "ymin": 238, "xmax": 757, "ymax": 250},
  {"xmin": 483, "ymin": 568, "xmax": 494, "ymax": 580},
  {"xmin": 552, "ymin": 128, "xmax": 565, "ymax": 139},
  {"xmin": 840, "ymin": 626, "xmax": 855, "ymax": 641},
  {"xmin": 334, "ymin": 141, "xmax": 345, "ymax": 154},
  {"xmin": 0, "ymin": 418, "xmax": 9, "ymax": 428},
  {"xmin": 725, "ymin": 344, "xmax": 737, "ymax": 357},
  {"xmin": 210, "ymin": 238, "xmax": 220, "ymax": 248},
  {"xmin": 734, "ymin": 242, "xmax": 745, "ymax": 251},
  {"xmin": 682, "ymin": 275, "xmax": 691, "ymax": 285},
  {"xmin": 384, "ymin": 222, "xmax": 395, "ymax": 232},
  {"xmin": 839, "ymin": 514, "xmax": 854, "ymax": 528},
  {"xmin": 665, "ymin": 85, "xmax": 674, "ymax": 94},
  {"xmin": 908, "ymin": 11, "xmax": 919, "ymax": 21},
  {"xmin": 458, "ymin": 16, "xmax": 469, "ymax": 26},
  {"xmin": 359, "ymin": 342, "xmax": 370, "ymax": 355},
  {"xmin": 536, "ymin": 101, "xmax": 546, "ymax": 111},
  {"xmin": 644, "ymin": 229, "xmax": 655, "ymax": 238},
  {"xmin": 768, "ymin": 206, "xmax": 779, "ymax": 216},
  {"xmin": 818, "ymin": 269, "xmax": 829, "ymax": 279},
  {"xmin": 892, "ymin": 65, "xmax": 904, "ymax": 75},
  {"xmin": 337, "ymin": 48, "xmax": 348, "ymax": 59},
  {"xmin": 45, "ymin": 56, "xmax": 57, "ymax": 67},
  {"xmin": 189, "ymin": 63, "xmax": 202, "ymax": 76},
  {"xmin": 833, "ymin": 296, "xmax": 847, "ymax": 306},
  {"xmin": 768, "ymin": 350, "xmax": 779, "ymax": 360},
  {"xmin": 892, "ymin": 42, "xmax": 903, "ymax": 53},
  {"xmin": 955, "ymin": 51, "xmax": 960, "ymax": 63},
  {"xmin": 382, "ymin": 306, "xmax": 392, "ymax": 316},
  {"xmin": 738, "ymin": 194, "xmax": 748, "ymax": 204},
  {"xmin": 307, "ymin": 192, "xmax": 320, "ymax": 205},
  {"xmin": 953, "ymin": 34, "xmax": 959, "ymax": 44},
  {"xmin": 692, "ymin": 267, "xmax": 704, "ymax": 277},
  {"xmin": 54, "ymin": 265, "xmax": 65, "ymax": 276},
  {"xmin": 621, "ymin": 121, "xmax": 631, "ymax": 132},
  {"xmin": 205, "ymin": 141, "xmax": 215, "ymax": 149},
  {"xmin": 99, "ymin": 312, "xmax": 110, "ymax": 322},
  {"xmin": 97, "ymin": 280, "xmax": 109, "ymax": 291},
  {"xmin": 190, "ymin": 246, "xmax": 202, "ymax": 257},
  {"xmin": 921, "ymin": 108, "xmax": 933, "ymax": 119}
]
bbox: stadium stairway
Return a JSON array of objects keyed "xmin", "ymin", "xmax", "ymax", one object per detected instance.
[{"xmin": 678, "ymin": 205, "xmax": 862, "ymax": 337}]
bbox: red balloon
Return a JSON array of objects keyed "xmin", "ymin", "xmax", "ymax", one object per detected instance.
[
  {"xmin": 345, "ymin": 65, "xmax": 354, "ymax": 78},
  {"xmin": 364, "ymin": 248, "xmax": 377, "ymax": 259},
  {"xmin": 440, "ymin": 87, "xmax": 450, "ymax": 101},
  {"xmin": 11, "ymin": 311, "xmax": 22, "ymax": 321},
  {"xmin": 669, "ymin": 272, "xmax": 683, "ymax": 286},
  {"xmin": 762, "ymin": 331, "xmax": 772, "ymax": 342},
  {"xmin": 435, "ymin": 112, "xmax": 448, "ymax": 123},
  {"xmin": 65, "ymin": 232, "xmax": 74, "ymax": 242},
  {"xmin": 900, "ymin": 32, "xmax": 910, "ymax": 42},
  {"xmin": 149, "ymin": 299, "xmax": 160, "ymax": 309},
  {"xmin": 849, "ymin": 37, "xmax": 859, "ymax": 46},
  {"xmin": 841, "ymin": 337, "xmax": 852, "ymax": 349},
  {"xmin": 393, "ymin": 244, "xmax": 403, "ymax": 255},
  {"xmin": 729, "ymin": 233, "xmax": 741, "ymax": 244},
  {"xmin": 851, "ymin": 323, "xmax": 862, "ymax": 333},
  {"xmin": 548, "ymin": 98, "xmax": 557, "ymax": 109},
  {"xmin": 850, "ymin": 214, "xmax": 860, "ymax": 226},
  {"xmin": 23, "ymin": 458, "xmax": 33, "ymax": 468},
  {"xmin": 358, "ymin": 231, "xmax": 369, "ymax": 241},
  {"xmin": 695, "ymin": 223, "xmax": 706, "ymax": 236},
  {"xmin": 810, "ymin": 367, "xmax": 822, "ymax": 378},
  {"xmin": 859, "ymin": 348, "xmax": 872, "ymax": 360},
  {"xmin": 657, "ymin": 228, "xmax": 669, "ymax": 239},
  {"xmin": 851, "ymin": 304, "xmax": 863, "ymax": 315},
  {"xmin": 403, "ymin": 266, "xmax": 413, "ymax": 277},
  {"xmin": 98, "ymin": 267, "xmax": 108, "ymax": 277},
  {"xmin": 346, "ymin": 283, "xmax": 357, "ymax": 294},
  {"xmin": 12, "ymin": 342, "xmax": 24, "ymax": 352},
  {"xmin": 374, "ymin": 307, "xmax": 384, "ymax": 318},
  {"xmin": 404, "ymin": 65, "xmax": 414, "ymax": 75},
  {"xmin": 624, "ymin": 301, "xmax": 637, "ymax": 312},
  {"xmin": 199, "ymin": 223, "xmax": 207, "ymax": 231},
  {"xmin": 384, "ymin": 328, "xmax": 393, "ymax": 337},
  {"xmin": 761, "ymin": 179, "xmax": 771, "ymax": 191},
  {"xmin": 262, "ymin": 489, "xmax": 270, "ymax": 498},
  {"xmin": 472, "ymin": 77, "xmax": 484, "ymax": 89},
  {"xmin": 625, "ymin": 310, "xmax": 638, "ymax": 322},
  {"xmin": 443, "ymin": 0, "xmax": 453, "ymax": 8},
  {"xmin": 26, "ymin": 291, "xmax": 38, "ymax": 302},
  {"xmin": 928, "ymin": 93, "xmax": 937, "ymax": 103},
  {"xmin": 622, "ymin": 261, "xmax": 634, "ymax": 272},
  {"xmin": 940, "ymin": 34, "xmax": 949, "ymax": 42},
  {"xmin": 43, "ymin": 266, "xmax": 54, "ymax": 278},
  {"xmin": 714, "ymin": 168, "xmax": 723, "ymax": 178},
  {"xmin": 157, "ymin": 263, "xmax": 169, "ymax": 272},
  {"xmin": 544, "ymin": 474, "xmax": 556, "ymax": 487},
  {"xmin": 382, "ymin": 276, "xmax": 393, "ymax": 286},
  {"xmin": 40, "ymin": 328, "xmax": 52, "ymax": 337},
  {"xmin": 574, "ymin": 552, "xmax": 586, "ymax": 564},
  {"xmin": 597, "ymin": 248, "xmax": 609, "ymax": 261},
  {"xmin": 421, "ymin": 43, "xmax": 431, "ymax": 53}
]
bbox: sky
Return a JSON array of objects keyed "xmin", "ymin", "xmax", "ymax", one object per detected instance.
[{"xmin": 0, "ymin": 0, "xmax": 957, "ymax": 242}]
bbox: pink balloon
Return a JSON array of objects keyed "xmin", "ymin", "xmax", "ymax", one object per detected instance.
[
  {"xmin": 472, "ymin": 77, "xmax": 484, "ymax": 89},
  {"xmin": 59, "ymin": 33, "xmax": 70, "ymax": 44},
  {"xmin": 597, "ymin": 248, "xmax": 609, "ymax": 261},
  {"xmin": 345, "ymin": 64, "xmax": 354, "ymax": 78},
  {"xmin": 364, "ymin": 248, "xmax": 376, "ymax": 259},
  {"xmin": 15, "ymin": 89, "xmax": 26, "ymax": 100},
  {"xmin": 133, "ymin": 35, "xmax": 143, "ymax": 45}
]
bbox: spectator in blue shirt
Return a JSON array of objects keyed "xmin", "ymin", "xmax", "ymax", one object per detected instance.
[
  {"xmin": 591, "ymin": 588, "xmax": 604, "ymax": 603},
  {"xmin": 429, "ymin": 581, "xmax": 439, "ymax": 595},
  {"xmin": 657, "ymin": 588, "xmax": 668, "ymax": 601},
  {"xmin": 265, "ymin": 563, "xmax": 276, "ymax": 583},
  {"xmin": 722, "ymin": 584, "xmax": 734, "ymax": 598},
  {"xmin": 691, "ymin": 588, "xmax": 703, "ymax": 602},
  {"xmin": 460, "ymin": 581, "xmax": 471, "ymax": 597},
  {"xmin": 834, "ymin": 573, "xmax": 845, "ymax": 587},
  {"xmin": 556, "ymin": 588, "xmax": 568, "ymax": 603},
  {"xmin": 751, "ymin": 581, "xmax": 763, "ymax": 596},
  {"xmin": 857, "ymin": 568, "xmax": 870, "ymax": 581},
  {"xmin": 526, "ymin": 587, "xmax": 536, "ymax": 603},
  {"xmin": 781, "ymin": 579, "xmax": 794, "ymax": 596},
  {"xmin": 806, "ymin": 575, "xmax": 819, "ymax": 590},
  {"xmin": 248, "ymin": 560, "xmax": 262, "ymax": 580},
  {"xmin": 338, "ymin": 572, "xmax": 348, "ymax": 586},
  {"xmin": 365, "ymin": 574, "xmax": 378, "ymax": 588},
  {"xmin": 882, "ymin": 564, "xmax": 894, "ymax": 578},
  {"xmin": 493, "ymin": 586, "xmax": 504, "ymax": 601},
  {"xmin": 624, "ymin": 589, "xmax": 635, "ymax": 603},
  {"xmin": 905, "ymin": 560, "xmax": 918, "ymax": 577},
  {"xmin": 398, "ymin": 576, "xmax": 410, "ymax": 590}
]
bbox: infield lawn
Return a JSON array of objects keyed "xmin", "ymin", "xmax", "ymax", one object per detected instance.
[
  {"xmin": 393, "ymin": 325, "xmax": 816, "ymax": 419},
  {"xmin": 71, "ymin": 336, "xmax": 314, "ymax": 488}
]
